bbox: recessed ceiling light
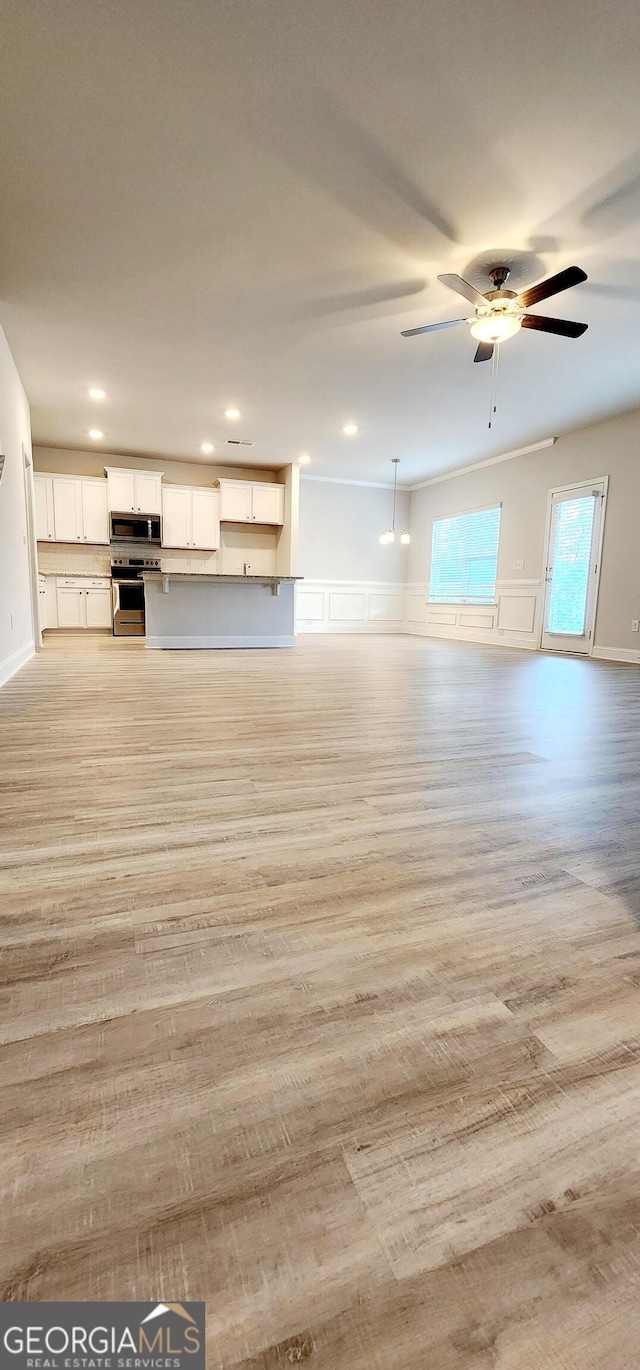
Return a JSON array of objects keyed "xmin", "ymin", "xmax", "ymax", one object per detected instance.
[
  {"xmin": 88, "ymin": 387, "xmax": 106, "ymax": 400},
  {"xmin": 200, "ymin": 442, "xmax": 214, "ymax": 454},
  {"xmin": 343, "ymin": 423, "xmax": 358, "ymax": 436},
  {"xmin": 225, "ymin": 407, "xmax": 241, "ymax": 420},
  {"xmin": 297, "ymin": 453, "xmax": 311, "ymax": 465},
  {"xmin": 88, "ymin": 429, "xmax": 103, "ymax": 440}
]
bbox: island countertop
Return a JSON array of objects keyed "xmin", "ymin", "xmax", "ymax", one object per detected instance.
[
  {"xmin": 141, "ymin": 572, "xmax": 301, "ymax": 585},
  {"xmin": 142, "ymin": 571, "xmax": 301, "ymax": 649}
]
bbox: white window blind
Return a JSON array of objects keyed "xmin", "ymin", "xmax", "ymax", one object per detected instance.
[
  {"xmin": 429, "ymin": 505, "xmax": 501, "ymax": 603},
  {"xmin": 546, "ymin": 495, "xmax": 596, "ymax": 635}
]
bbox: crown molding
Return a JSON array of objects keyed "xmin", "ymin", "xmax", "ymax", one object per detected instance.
[
  {"xmin": 409, "ymin": 438, "xmax": 556, "ymax": 490},
  {"xmin": 301, "ymin": 473, "xmax": 407, "ymax": 490}
]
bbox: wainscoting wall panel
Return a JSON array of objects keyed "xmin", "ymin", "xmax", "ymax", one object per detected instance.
[
  {"xmin": 296, "ymin": 582, "xmax": 407, "ymax": 634},
  {"xmin": 403, "ymin": 580, "xmax": 543, "ymax": 651},
  {"xmin": 328, "ymin": 591, "xmax": 367, "ymax": 622},
  {"xmin": 295, "ymin": 579, "xmax": 636, "ymax": 663},
  {"xmin": 369, "ymin": 592, "xmax": 404, "ymax": 622}
]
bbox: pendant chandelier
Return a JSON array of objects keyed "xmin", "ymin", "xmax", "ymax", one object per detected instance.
[{"xmin": 379, "ymin": 458, "xmax": 410, "ymax": 545}]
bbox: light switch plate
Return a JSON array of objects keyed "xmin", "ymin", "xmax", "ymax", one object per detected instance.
[{"xmin": 512, "ymin": 559, "xmax": 525, "ymax": 571}]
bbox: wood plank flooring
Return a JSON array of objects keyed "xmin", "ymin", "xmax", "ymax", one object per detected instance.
[{"xmin": 2, "ymin": 631, "xmax": 640, "ymax": 1367}]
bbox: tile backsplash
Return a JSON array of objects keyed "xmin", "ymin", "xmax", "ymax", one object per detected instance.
[
  {"xmin": 37, "ymin": 543, "xmax": 111, "ymax": 574},
  {"xmin": 37, "ymin": 542, "xmax": 221, "ymax": 576}
]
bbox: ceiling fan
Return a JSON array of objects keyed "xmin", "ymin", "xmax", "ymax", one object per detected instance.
[{"xmin": 401, "ymin": 265, "xmax": 589, "ymax": 362}]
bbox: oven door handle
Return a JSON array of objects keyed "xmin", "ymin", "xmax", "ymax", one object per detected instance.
[{"xmin": 112, "ymin": 582, "xmax": 120, "ymax": 614}]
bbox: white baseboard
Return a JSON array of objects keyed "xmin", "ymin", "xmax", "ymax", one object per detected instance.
[
  {"xmin": 145, "ymin": 634, "xmax": 295, "ymax": 649},
  {"xmin": 592, "ymin": 646, "xmax": 640, "ymax": 665},
  {"xmin": 0, "ymin": 639, "xmax": 35, "ymax": 689},
  {"xmin": 296, "ymin": 620, "xmax": 405, "ymax": 635}
]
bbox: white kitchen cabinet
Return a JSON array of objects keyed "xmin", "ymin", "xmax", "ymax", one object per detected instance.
[
  {"xmin": 35, "ymin": 474, "xmax": 108, "ymax": 544},
  {"xmin": 105, "ymin": 467, "xmax": 163, "ymax": 515},
  {"xmin": 85, "ymin": 586, "xmax": 113, "ymax": 627},
  {"xmin": 106, "ymin": 469, "xmax": 135, "ymax": 513},
  {"xmin": 56, "ymin": 578, "xmax": 112, "ymax": 629},
  {"xmin": 35, "ymin": 475, "xmax": 55, "ymax": 541},
  {"xmin": 134, "ymin": 470, "xmax": 162, "ymax": 514},
  {"xmin": 219, "ymin": 481, "xmax": 252, "ymax": 523},
  {"xmin": 161, "ymin": 486, "xmax": 190, "ymax": 549},
  {"xmin": 52, "ymin": 478, "xmax": 80, "ymax": 542},
  {"xmin": 216, "ymin": 479, "xmax": 285, "ymax": 526},
  {"xmin": 38, "ymin": 576, "xmax": 58, "ymax": 630},
  {"xmin": 80, "ymin": 480, "xmax": 109, "ymax": 543},
  {"xmin": 162, "ymin": 485, "xmax": 219, "ymax": 550},
  {"xmin": 251, "ymin": 482, "xmax": 285, "ymax": 525},
  {"xmin": 57, "ymin": 586, "xmax": 86, "ymax": 627},
  {"xmin": 190, "ymin": 489, "xmax": 219, "ymax": 550}
]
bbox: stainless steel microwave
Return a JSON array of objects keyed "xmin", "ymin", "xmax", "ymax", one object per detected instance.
[{"xmin": 110, "ymin": 513, "xmax": 161, "ymax": 545}]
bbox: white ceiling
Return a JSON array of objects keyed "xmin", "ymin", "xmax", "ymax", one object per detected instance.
[{"xmin": 1, "ymin": 0, "xmax": 640, "ymax": 484}]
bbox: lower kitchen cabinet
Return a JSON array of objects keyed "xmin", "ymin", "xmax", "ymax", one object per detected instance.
[
  {"xmin": 38, "ymin": 576, "xmax": 58, "ymax": 630},
  {"xmin": 85, "ymin": 586, "xmax": 113, "ymax": 627},
  {"xmin": 56, "ymin": 578, "xmax": 112, "ymax": 629}
]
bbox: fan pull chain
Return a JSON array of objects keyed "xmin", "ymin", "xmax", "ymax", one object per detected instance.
[{"xmin": 488, "ymin": 342, "xmax": 501, "ymax": 429}]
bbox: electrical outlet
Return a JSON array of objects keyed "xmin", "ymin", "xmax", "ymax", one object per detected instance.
[
  {"xmin": 632, "ymin": 620, "xmax": 639, "ymax": 632},
  {"xmin": 512, "ymin": 559, "xmax": 525, "ymax": 571}
]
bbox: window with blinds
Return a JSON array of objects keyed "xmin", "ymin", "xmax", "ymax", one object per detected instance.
[{"xmin": 429, "ymin": 505, "xmax": 502, "ymax": 603}]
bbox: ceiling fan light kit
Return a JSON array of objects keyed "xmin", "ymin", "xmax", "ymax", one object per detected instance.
[
  {"xmin": 379, "ymin": 458, "xmax": 410, "ymax": 546},
  {"xmin": 470, "ymin": 312, "xmax": 522, "ymax": 343},
  {"xmin": 401, "ymin": 263, "xmax": 589, "ymax": 428}
]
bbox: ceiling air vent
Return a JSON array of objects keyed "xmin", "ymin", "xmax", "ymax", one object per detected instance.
[{"xmin": 226, "ymin": 439, "xmax": 255, "ymax": 446}]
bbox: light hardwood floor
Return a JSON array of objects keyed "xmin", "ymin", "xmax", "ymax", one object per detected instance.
[{"xmin": 2, "ymin": 631, "xmax": 640, "ymax": 1368}]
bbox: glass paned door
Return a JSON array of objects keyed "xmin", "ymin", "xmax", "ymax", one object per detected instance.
[{"xmin": 541, "ymin": 482, "xmax": 606, "ymax": 654}]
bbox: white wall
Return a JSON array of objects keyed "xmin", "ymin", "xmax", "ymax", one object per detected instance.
[
  {"xmin": 0, "ymin": 324, "xmax": 35, "ymax": 686},
  {"xmin": 296, "ymin": 477, "xmax": 410, "ymax": 633},
  {"xmin": 407, "ymin": 409, "xmax": 640, "ymax": 661}
]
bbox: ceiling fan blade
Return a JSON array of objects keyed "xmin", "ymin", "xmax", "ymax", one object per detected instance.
[
  {"xmin": 401, "ymin": 318, "xmax": 468, "ymax": 337},
  {"xmin": 438, "ymin": 273, "xmax": 487, "ymax": 307},
  {"xmin": 518, "ymin": 266, "xmax": 587, "ymax": 309},
  {"xmin": 473, "ymin": 341, "xmax": 494, "ymax": 363},
  {"xmin": 521, "ymin": 314, "xmax": 588, "ymax": 338}
]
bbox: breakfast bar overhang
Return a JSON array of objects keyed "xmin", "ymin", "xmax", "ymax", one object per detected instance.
[{"xmin": 141, "ymin": 572, "xmax": 300, "ymax": 648}]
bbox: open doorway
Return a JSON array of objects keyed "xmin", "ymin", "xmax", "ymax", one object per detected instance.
[{"xmin": 22, "ymin": 444, "xmax": 42, "ymax": 648}]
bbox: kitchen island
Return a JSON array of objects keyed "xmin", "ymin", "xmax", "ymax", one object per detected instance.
[{"xmin": 141, "ymin": 572, "xmax": 300, "ymax": 648}]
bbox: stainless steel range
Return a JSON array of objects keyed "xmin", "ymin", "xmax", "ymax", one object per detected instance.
[{"xmin": 111, "ymin": 555, "xmax": 161, "ymax": 637}]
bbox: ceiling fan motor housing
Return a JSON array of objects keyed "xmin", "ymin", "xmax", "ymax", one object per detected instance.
[{"xmin": 485, "ymin": 266, "xmax": 518, "ymax": 304}]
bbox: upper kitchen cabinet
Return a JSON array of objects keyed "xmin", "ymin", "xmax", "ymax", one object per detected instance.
[
  {"xmin": 34, "ymin": 473, "xmax": 55, "ymax": 540},
  {"xmin": 216, "ymin": 479, "xmax": 285, "ymax": 526},
  {"xmin": 190, "ymin": 489, "xmax": 220, "ymax": 550},
  {"xmin": 80, "ymin": 480, "xmax": 110, "ymax": 543},
  {"xmin": 162, "ymin": 485, "xmax": 219, "ymax": 550},
  {"xmin": 105, "ymin": 467, "xmax": 163, "ymax": 515},
  {"xmin": 34, "ymin": 474, "xmax": 109, "ymax": 544}
]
